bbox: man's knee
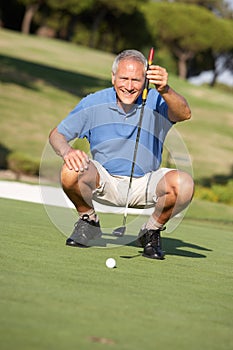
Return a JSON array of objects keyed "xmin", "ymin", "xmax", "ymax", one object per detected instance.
[
  {"xmin": 167, "ymin": 170, "xmax": 194, "ymax": 201},
  {"xmin": 61, "ymin": 163, "xmax": 79, "ymax": 190},
  {"xmin": 61, "ymin": 162, "xmax": 100, "ymax": 191},
  {"xmin": 157, "ymin": 170, "xmax": 194, "ymax": 200},
  {"xmin": 176, "ymin": 171, "xmax": 194, "ymax": 201}
]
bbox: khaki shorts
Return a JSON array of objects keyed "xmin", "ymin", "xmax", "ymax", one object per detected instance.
[{"xmin": 92, "ymin": 160, "xmax": 173, "ymax": 209}]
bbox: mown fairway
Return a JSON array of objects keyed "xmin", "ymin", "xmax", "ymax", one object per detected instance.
[{"xmin": 0, "ymin": 197, "xmax": 232, "ymax": 350}]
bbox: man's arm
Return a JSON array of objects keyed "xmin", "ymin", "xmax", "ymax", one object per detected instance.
[
  {"xmin": 146, "ymin": 65, "xmax": 191, "ymax": 122},
  {"xmin": 49, "ymin": 127, "xmax": 90, "ymax": 172}
]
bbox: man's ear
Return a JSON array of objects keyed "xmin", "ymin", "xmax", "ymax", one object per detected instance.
[{"xmin": 111, "ymin": 72, "xmax": 115, "ymax": 85}]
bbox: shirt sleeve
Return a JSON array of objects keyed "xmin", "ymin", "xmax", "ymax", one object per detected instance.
[
  {"xmin": 57, "ymin": 88, "xmax": 115, "ymax": 141},
  {"xmin": 57, "ymin": 98, "xmax": 91, "ymax": 142}
]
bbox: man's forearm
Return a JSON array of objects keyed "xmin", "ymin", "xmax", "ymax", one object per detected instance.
[
  {"xmin": 160, "ymin": 85, "xmax": 191, "ymax": 123},
  {"xmin": 49, "ymin": 127, "xmax": 72, "ymax": 158}
]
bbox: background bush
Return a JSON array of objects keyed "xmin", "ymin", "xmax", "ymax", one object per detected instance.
[
  {"xmin": 7, "ymin": 152, "xmax": 40, "ymax": 180},
  {"xmin": 194, "ymin": 181, "xmax": 233, "ymax": 205}
]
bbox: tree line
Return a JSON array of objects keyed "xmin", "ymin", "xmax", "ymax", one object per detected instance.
[{"xmin": 1, "ymin": 0, "xmax": 233, "ymax": 84}]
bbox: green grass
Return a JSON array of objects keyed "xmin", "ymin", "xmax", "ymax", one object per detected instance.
[
  {"xmin": 0, "ymin": 28, "xmax": 233, "ymax": 182},
  {"xmin": 0, "ymin": 197, "xmax": 232, "ymax": 350}
]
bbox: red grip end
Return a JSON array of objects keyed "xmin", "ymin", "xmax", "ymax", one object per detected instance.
[{"xmin": 148, "ymin": 47, "xmax": 154, "ymax": 65}]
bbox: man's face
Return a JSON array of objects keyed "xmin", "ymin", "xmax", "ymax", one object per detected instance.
[{"xmin": 112, "ymin": 59, "xmax": 145, "ymax": 109}]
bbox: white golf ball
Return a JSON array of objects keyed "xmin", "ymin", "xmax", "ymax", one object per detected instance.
[{"xmin": 106, "ymin": 258, "xmax": 116, "ymax": 269}]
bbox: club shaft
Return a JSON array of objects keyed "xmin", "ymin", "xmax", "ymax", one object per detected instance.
[{"xmin": 122, "ymin": 47, "xmax": 155, "ymax": 225}]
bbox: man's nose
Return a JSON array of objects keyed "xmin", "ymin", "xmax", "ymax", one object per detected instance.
[{"xmin": 125, "ymin": 80, "xmax": 133, "ymax": 90}]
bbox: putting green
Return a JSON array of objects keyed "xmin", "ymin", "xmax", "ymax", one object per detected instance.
[{"xmin": 0, "ymin": 198, "xmax": 232, "ymax": 350}]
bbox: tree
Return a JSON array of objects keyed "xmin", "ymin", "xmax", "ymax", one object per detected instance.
[
  {"xmin": 18, "ymin": 0, "xmax": 44, "ymax": 34},
  {"xmin": 161, "ymin": 0, "xmax": 233, "ymax": 18},
  {"xmin": 142, "ymin": 2, "xmax": 233, "ymax": 79},
  {"xmin": 36, "ymin": 0, "xmax": 150, "ymax": 51},
  {"xmin": 209, "ymin": 19, "xmax": 233, "ymax": 85},
  {"xmin": 18, "ymin": 0, "xmax": 93, "ymax": 34},
  {"xmin": 83, "ymin": 0, "xmax": 149, "ymax": 49}
]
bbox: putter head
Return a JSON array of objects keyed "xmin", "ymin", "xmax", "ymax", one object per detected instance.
[{"xmin": 112, "ymin": 226, "xmax": 126, "ymax": 237}]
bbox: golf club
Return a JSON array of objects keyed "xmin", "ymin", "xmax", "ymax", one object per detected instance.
[{"xmin": 112, "ymin": 47, "xmax": 155, "ymax": 237}]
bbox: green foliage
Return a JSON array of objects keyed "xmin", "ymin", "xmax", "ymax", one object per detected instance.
[
  {"xmin": 18, "ymin": 0, "xmax": 93, "ymax": 12},
  {"xmin": 212, "ymin": 181, "xmax": 233, "ymax": 205},
  {"xmin": 17, "ymin": 0, "xmax": 41, "ymax": 5},
  {"xmin": 171, "ymin": 0, "xmax": 233, "ymax": 18},
  {"xmin": 155, "ymin": 48, "xmax": 177, "ymax": 74},
  {"xmin": 194, "ymin": 185, "xmax": 219, "ymax": 202},
  {"xmin": 141, "ymin": 2, "xmax": 233, "ymax": 77},
  {"xmin": 7, "ymin": 152, "xmax": 40, "ymax": 178},
  {"xmin": 194, "ymin": 181, "xmax": 233, "ymax": 205},
  {"xmin": 17, "ymin": 0, "xmax": 150, "ymax": 51},
  {"xmin": 91, "ymin": 0, "xmax": 148, "ymax": 14},
  {"xmin": 142, "ymin": 2, "xmax": 233, "ymax": 52},
  {"xmin": 0, "ymin": 144, "xmax": 11, "ymax": 169},
  {"xmin": 71, "ymin": 23, "xmax": 91, "ymax": 46},
  {"xmin": 47, "ymin": 0, "xmax": 94, "ymax": 13}
]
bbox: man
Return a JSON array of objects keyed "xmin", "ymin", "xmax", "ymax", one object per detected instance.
[{"xmin": 49, "ymin": 49, "xmax": 194, "ymax": 259}]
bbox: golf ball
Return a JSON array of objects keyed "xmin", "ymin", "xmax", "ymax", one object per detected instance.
[{"xmin": 106, "ymin": 258, "xmax": 116, "ymax": 269}]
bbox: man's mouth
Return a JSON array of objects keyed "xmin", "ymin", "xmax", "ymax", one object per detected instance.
[{"xmin": 121, "ymin": 89, "xmax": 136, "ymax": 97}]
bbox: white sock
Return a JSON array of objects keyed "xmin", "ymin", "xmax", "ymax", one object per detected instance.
[
  {"xmin": 79, "ymin": 209, "xmax": 99, "ymax": 222},
  {"xmin": 142, "ymin": 215, "xmax": 164, "ymax": 231}
]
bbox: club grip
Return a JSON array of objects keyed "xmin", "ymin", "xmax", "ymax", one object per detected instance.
[{"xmin": 142, "ymin": 47, "xmax": 154, "ymax": 101}]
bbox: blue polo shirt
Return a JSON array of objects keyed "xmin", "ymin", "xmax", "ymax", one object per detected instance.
[{"xmin": 57, "ymin": 87, "xmax": 173, "ymax": 177}]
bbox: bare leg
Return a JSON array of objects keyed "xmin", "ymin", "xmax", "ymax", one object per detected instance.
[
  {"xmin": 60, "ymin": 162, "xmax": 100, "ymax": 214},
  {"xmin": 61, "ymin": 162, "xmax": 102, "ymax": 247},
  {"xmin": 152, "ymin": 170, "xmax": 194, "ymax": 226},
  {"xmin": 140, "ymin": 170, "xmax": 194, "ymax": 259}
]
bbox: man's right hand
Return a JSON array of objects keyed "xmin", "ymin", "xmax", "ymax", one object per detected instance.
[
  {"xmin": 49, "ymin": 127, "xmax": 90, "ymax": 172},
  {"xmin": 63, "ymin": 148, "xmax": 90, "ymax": 172}
]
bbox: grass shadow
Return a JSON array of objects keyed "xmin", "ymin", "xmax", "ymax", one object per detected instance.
[
  {"xmin": 0, "ymin": 54, "xmax": 111, "ymax": 97},
  {"xmin": 161, "ymin": 237, "xmax": 212, "ymax": 258},
  {"xmin": 92, "ymin": 233, "xmax": 212, "ymax": 258}
]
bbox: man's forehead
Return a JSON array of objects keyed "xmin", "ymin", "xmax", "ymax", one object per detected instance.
[{"xmin": 116, "ymin": 59, "xmax": 145, "ymax": 73}]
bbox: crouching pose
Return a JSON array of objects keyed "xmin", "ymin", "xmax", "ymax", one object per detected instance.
[{"xmin": 49, "ymin": 49, "xmax": 194, "ymax": 259}]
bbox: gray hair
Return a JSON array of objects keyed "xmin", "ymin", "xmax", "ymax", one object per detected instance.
[{"xmin": 112, "ymin": 49, "xmax": 147, "ymax": 75}]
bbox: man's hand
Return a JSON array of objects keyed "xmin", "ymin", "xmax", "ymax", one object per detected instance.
[
  {"xmin": 146, "ymin": 65, "xmax": 169, "ymax": 94},
  {"xmin": 145, "ymin": 65, "xmax": 191, "ymax": 122},
  {"xmin": 49, "ymin": 127, "xmax": 90, "ymax": 172},
  {"xmin": 63, "ymin": 148, "xmax": 90, "ymax": 172}
]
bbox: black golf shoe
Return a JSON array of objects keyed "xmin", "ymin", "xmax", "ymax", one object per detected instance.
[
  {"xmin": 66, "ymin": 214, "xmax": 102, "ymax": 247},
  {"xmin": 137, "ymin": 227, "xmax": 165, "ymax": 260}
]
